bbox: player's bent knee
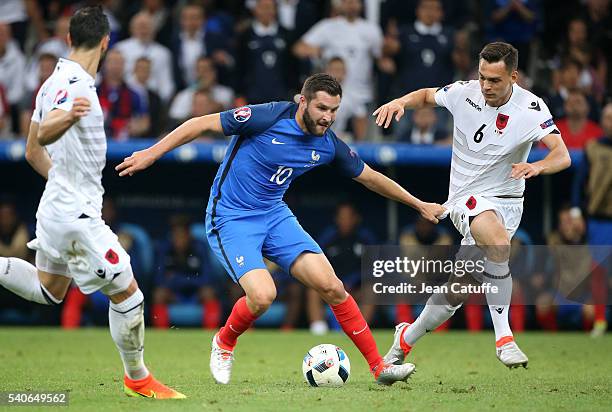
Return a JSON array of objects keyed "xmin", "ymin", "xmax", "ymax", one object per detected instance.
[
  {"xmin": 445, "ymin": 290, "xmax": 469, "ymax": 307},
  {"xmin": 316, "ymin": 277, "xmax": 346, "ymax": 305},
  {"xmin": 248, "ymin": 288, "xmax": 277, "ymax": 313},
  {"xmin": 38, "ymin": 273, "xmax": 71, "ymax": 304}
]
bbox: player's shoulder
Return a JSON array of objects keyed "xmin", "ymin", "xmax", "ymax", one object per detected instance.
[
  {"xmin": 439, "ymin": 79, "xmax": 478, "ymax": 94},
  {"xmin": 509, "ymin": 84, "xmax": 550, "ymax": 117},
  {"xmin": 251, "ymin": 101, "xmax": 297, "ymax": 120}
]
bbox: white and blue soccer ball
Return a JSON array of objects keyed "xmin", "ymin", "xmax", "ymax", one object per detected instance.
[{"xmin": 302, "ymin": 344, "xmax": 351, "ymax": 387}]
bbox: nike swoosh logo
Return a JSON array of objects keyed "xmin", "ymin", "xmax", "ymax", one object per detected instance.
[
  {"xmin": 69, "ymin": 78, "xmax": 80, "ymax": 84},
  {"xmin": 352, "ymin": 325, "xmax": 367, "ymax": 335},
  {"xmin": 229, "ymin": 324, "xmax": 239, "ymax": 333},
  {"xmin": 271, "ymin": 138, "xmax": 285, "ymax": 145}
]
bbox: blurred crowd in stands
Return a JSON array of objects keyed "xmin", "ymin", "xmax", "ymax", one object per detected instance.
[
  {"xmin": 0, "ymin": 0, "xmax": 610, "ymax": 333},
  {"xmin": 0, "ymin": 0, "xmax": 610, "ymax": 144}
]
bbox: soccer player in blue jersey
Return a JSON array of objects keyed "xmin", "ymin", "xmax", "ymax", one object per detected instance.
[{"xmin": 117, "ymin": 73, "xmax": 445, "ymax": 385}]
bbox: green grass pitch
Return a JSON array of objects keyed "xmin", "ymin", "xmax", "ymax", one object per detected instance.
[{"xmin": 0, "ymin": 328, "xmax": 610, "ymax": 411}]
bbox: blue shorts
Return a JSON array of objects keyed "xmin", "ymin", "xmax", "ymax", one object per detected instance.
[{"xmin": 205, "ymin": 204, "xmax": 322, "ymax": 282}]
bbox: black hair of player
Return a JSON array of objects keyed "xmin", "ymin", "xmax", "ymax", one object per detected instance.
[
  {"xmin": 301, "ymin": 73, "xmax": 343, "ymax": 101},
  {"xmin": 479, "ymin": 42, "xmax": 518, "ymax": 73},
  {"xmin": 69, "ymin": 5, "xmax": 110, "ymax": 49}
]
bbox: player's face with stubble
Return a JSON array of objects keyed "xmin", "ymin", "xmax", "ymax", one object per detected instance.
[
  {"xmin": 303, "ymin": 92, "xmax": 341, "ymax": 136},
  {"xmin": 478, "ymin": 59, "xmax": 517, "ymax": 107}
]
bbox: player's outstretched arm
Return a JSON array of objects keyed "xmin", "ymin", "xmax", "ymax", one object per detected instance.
[
  {"xmin": 372, "ymin": 87, "xmax": 438, "ymax": 128},
  {"xmin": 354, "ymin": 164, "xmax": 446, "ymax": 223},
  {"xmin": 510, "ymin": 134, "xmax": 571, "ymax": 179},
  {"xmin": 116, "ymin": 113, "xmax": 223, "ymax": 177},
  {"xmin": 25, "ymin": 120, "xmax": 52, "ymax": 179},
  {"xmin": 37, "ymin": 97, "xmax": 91, "ymax": 145}
]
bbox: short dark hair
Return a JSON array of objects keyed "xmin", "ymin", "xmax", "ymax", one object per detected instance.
[
  {"xmin": 301, "ymin": 73, "xmax": 342, "ymax": 101},
  {"xmin": 479, "ymin": 42, "xmax": 518, "ymax": 73},
  {"xmin": 69, "ymin": 5, "xmax": 110, "ymax": 50}
]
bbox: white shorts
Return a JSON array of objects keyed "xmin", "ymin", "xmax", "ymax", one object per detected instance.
[
  {"xmin": 27, "ymin": 216, "xmax": 133, "ymax": 295},
  {"xmin": 444, "ymin": 195, "xmax": 524, "ymax": 245}
]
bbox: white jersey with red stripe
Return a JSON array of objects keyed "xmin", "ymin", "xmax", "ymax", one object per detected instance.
[
  {"xmin": 32, "ymin": 57, "xmax": 106, "ymax": 222},
  {"xmin": 434, "ymin": 80, "xmax": 557, "ymax": 205}
]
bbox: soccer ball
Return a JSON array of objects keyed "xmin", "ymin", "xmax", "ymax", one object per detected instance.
[{"xmin": 302, "ymin": 344, "xmax": 350, "ymax": 387}]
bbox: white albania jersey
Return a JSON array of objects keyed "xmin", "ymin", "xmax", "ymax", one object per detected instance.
[
  {"xmin": 434, "ymin": 80, "xmax": 558, "ymax": 204},
  {"xmin": 32, "ymin": 58, "xmax": 106, "ymax": 222}
]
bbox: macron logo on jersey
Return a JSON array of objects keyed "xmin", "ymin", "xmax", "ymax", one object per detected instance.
[
  {"xmin": 54, "ymin": 89, "xmax": 68, "ymax": 105},
  {"xmin": 233, "ymin": 106, "xmax": 252, "ymax": 122}
]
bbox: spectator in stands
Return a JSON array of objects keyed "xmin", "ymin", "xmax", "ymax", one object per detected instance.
[
  {"xmin": 386, "ymin": 0, "xmax": 456, "ymax": 139},
  {"xmin": 380, "ymin": 0, "xmax": 472, "ymax": 32},
  {"xmin": 98, "ymin": 49, "xmax": 148, "ymax": 141},
  {"xmin": 484, "ymin": 0, "xmax": 540, "ymax": 71},
  {"xmin": 0, "ymin": 85, "xmax": 9, "ymax": 137},
  {"xmin": 398, "ymin": 107, "xmax": 450, "ymax": 145},
  {"xmin": 138, "ymin": 0, "xmax": 174, "ymax": 48},
  {"xmin": 554, "ymin": 18, "xmax": 607, "ymax": 103},
  {"xmin": 25, "ymin": 16, "xmax": 69, "ymax": 94},
  {"xmin": 171, "ymin": 2, "xmax": 232, "ymax": 91},
  {"xmin": 192, "ymin": 89, "xmax": 223, "ymax": 114},
  {"xmin": 169, "ymin": 56, "xmax": 234, "ymax": 124},
  {"xmin": 152, "ymin": 215, "xmax": 221, "ymax": 329},
  {"xmin": 236, "ymin": 0, "xmax": 292, "ymax": 104},
  {"xmin": 294, "ymin": 0, "xmax": 384, "ymax": 129},
  {"xmin": 572, "ymin": 102, "xmax": 612, "ymax": 337},
  {"xmin": 0, "ymin": 0, "xmax": 47, "ymax": 51},
  {"xmin": 114, "ymin": 12, "xmax": 174, "ymax": 101},
  {"xmin": 556, "ymin": 89, "xmax": 603, "ymax": 149},
  {"xmin": 583, "ymin": 0, "xmax": 612, "ymax": 90},
  {"xmin": 548, "ymin": 59, "xmax": 600, "ymax": 122},
  {"xmin": 325, "ymin": 56, "xmax": 367, "ymax": 140},
  {"xmin": 0, "ymin": 23, "xmax": 25, "ymax": 137},
  {"xmin": 0, "ymin": 198, "xmax": 29, "ymax": 260},
  {"xmin": 399, "ymin": 216, "xmax": 452, "ymax": 247},
  {"xmin": 308, "ymin": 202, "xmax": 377, "ymax": 335},
  {"xmin": 128, "ymin": 56, "xmax": 166, "ymax": 137},
  {"xmin": 538, "ymin": 204, "xmax": 593, "ymax": 331},
  {"xmin": 20, "ymin": 53, "xmax": 57, "ymax": 137}
]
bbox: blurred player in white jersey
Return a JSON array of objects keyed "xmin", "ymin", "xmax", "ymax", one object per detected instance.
[
  {"xmin": 374, "ymin": 42, "xmax": 571, "ymax": 369},
  {"xmin": 0, "ymin": 6, "xmax": 184, "ymax": 399}
]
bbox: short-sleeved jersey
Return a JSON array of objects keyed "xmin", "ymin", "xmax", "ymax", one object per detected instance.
[
  {"xmin": 32, "ymin": 58, "xmax": 106, "ymax": 222},
  {"xmin": 434, "ymin": 80, "xmax": 557, "ymax": 203},
  {"xmin": 302, "ymin": 17, "xmax": 382, "ymax": 103},
  {"xmin": 206, "ymin": 102, "xmax": 365, "ymax": 216}
]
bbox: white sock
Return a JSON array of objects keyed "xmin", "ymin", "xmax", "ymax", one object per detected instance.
[
  {"xmin": 403, "ymin": 293, "xmax": 460, "ymax": 346},
  {"xmin": 0, "ymin": 257, "xmax": 61, "ymax": 305},
  {"xmin": 484, "ymin": 259, "xmax": 513, "ymax": 342},
  {"xmin": 108, "ymin": 288, "xmax": 149, "ymax": 380}
]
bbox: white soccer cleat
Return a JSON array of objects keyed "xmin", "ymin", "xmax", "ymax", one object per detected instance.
[
  {"xmin": 496, "ymin": 340, "xmax": 528, "ymax": 368},
  {"xmin": 309, "ymin": 320, "xmax": 329, "ymax": 336},
  {"xmin": 374, "ymin": 362, "xmax": 416, "ymax": 386},
  {"xmin": 210, "ymin": 334, "xmax": 234, "ymax": 384},
  {"xmin": 383, "ymin": 322, "xmax": 411, "ymax": 365}
]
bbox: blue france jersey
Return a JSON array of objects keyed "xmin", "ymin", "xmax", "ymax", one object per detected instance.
[{"xmin": 206, "ymin": 102, "xmax": 365, "ymax": 216}]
